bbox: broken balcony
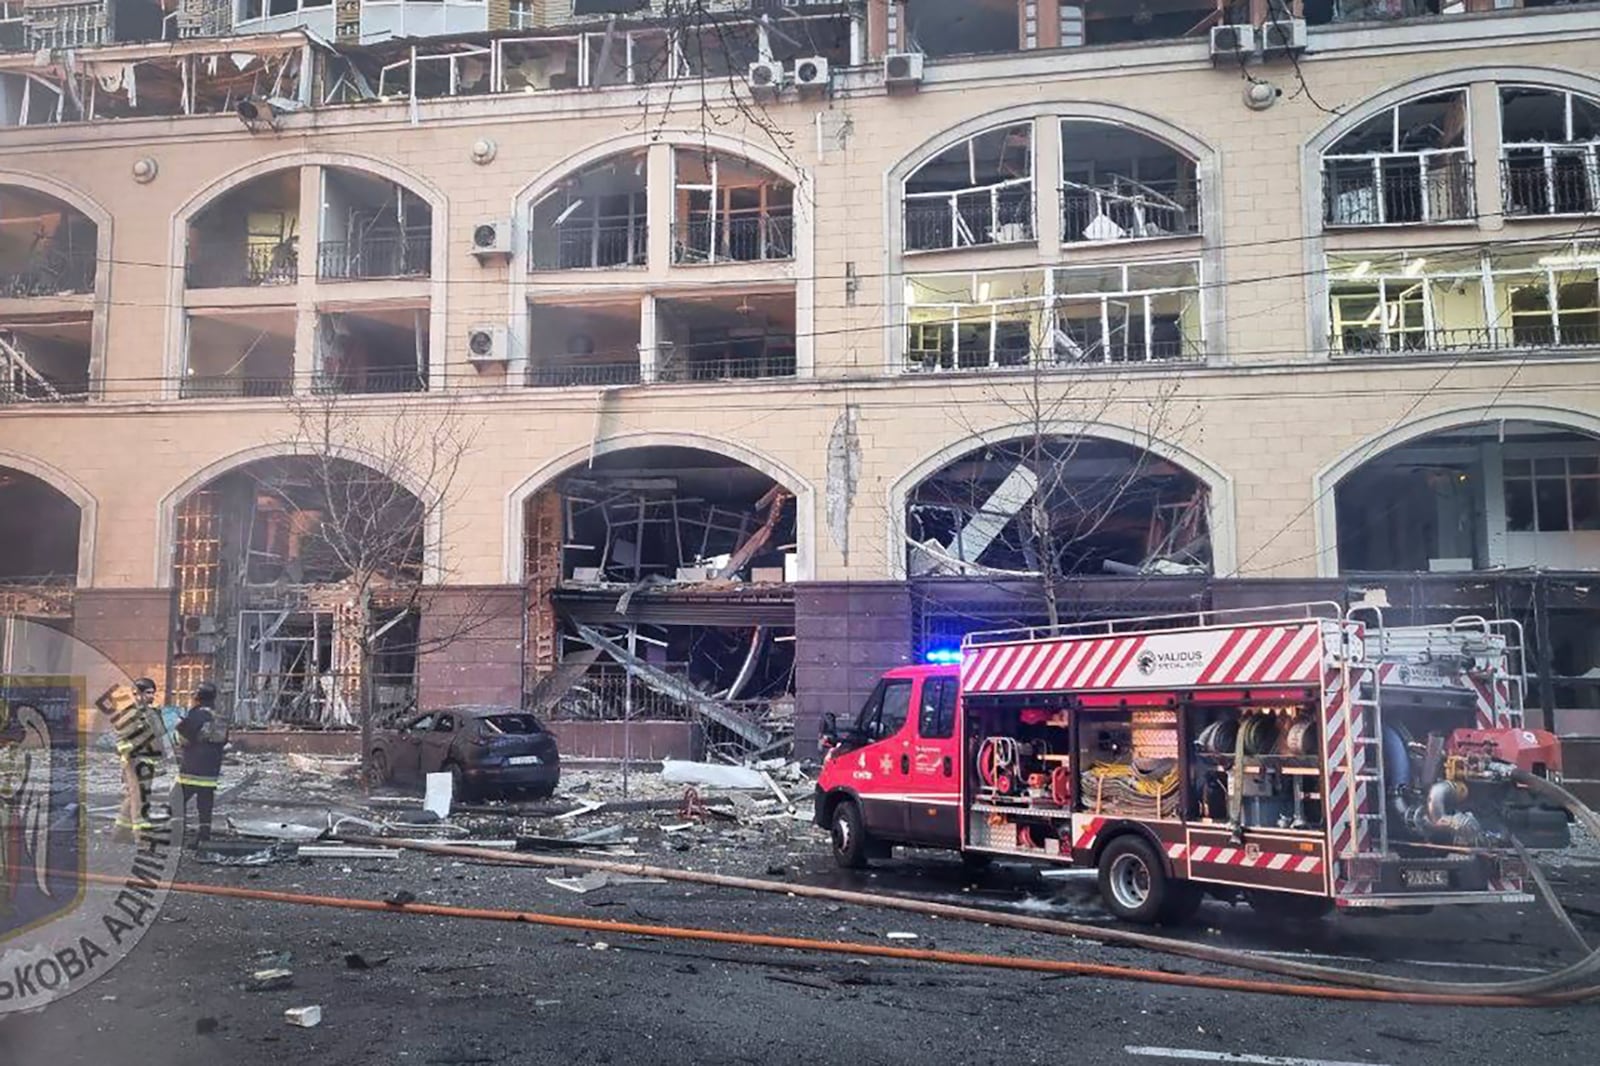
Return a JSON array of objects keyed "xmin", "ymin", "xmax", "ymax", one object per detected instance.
[
  {"xmin": 672, "ymin": 151, "xmax": 793, "ymax": 265},
  {"xmin": 0, "ymin": 313, "xmax": 91, "ymax": 403},
  {"xmin": 655, "ymin": 292, "xmax": 797, "ymax": 382},
  {"xmin": 1501, "ymin": 86, "xmax": 1600, "ymax": 218},
  {"xmin": 902, "ymin": 0, "xmax": 1020, "ymax": 56},
  {"xmin": 903, "ymin": 125, "xmax": 1033, "ymax": 253},
  {"xmin": 313, "ymin": 306, "xmax": 429, "ymax": 395},
  {"xmin": 526, "ymin": 299, "xmax": 644, "ymax": 387},
  {"xmin": 0, "ymin": 185, "xmax": 96, "ymax": 297},
  {"xmin": 1323, "ymin": 91, "xmax": 1475, "ymax": 226},
  {"xmin": 186, "ymin": 170, "xmax": 299, "ymax": 289},
  {"xmin": 316, "ymin": 168, "xmax": 432, "ymax": 281},
  {"xmin": 1060, "ymin": 121, "xmax": 1200, "ymax": 244},
  {"xmin": 529, "ymin": 150, "xmax": 648, "ymax": 272},
  {"xmin": 181, "ymin": 308, "xmax": 296, "ymax": 398}
]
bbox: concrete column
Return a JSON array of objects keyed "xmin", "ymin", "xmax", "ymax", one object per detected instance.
[
  {"xmin": 793, "ymin": 582, "xmax": 913, "ymax": 758},
  {"xmin": 638, "ymin": 291, "xmax": 658, "ymax": 383},
  {"xmin": 71, "ymin": 589, "xmax": 173, "ymax": 690},
  {"xmin": 1468, "ymin": 80, "xmax": 1504, "ymax": 233},
  {"xmin": 868, "ymin": 0, "xmax": 890, "ymax": 59},
  {"xmin": 293, "ymin": 164, "xmax": 324, "ymax": 386},
  {"xmin": 1036, "ymin": 0, "xmax": 1062, "ymax": 49},
  {"xmin": 646, "ymin": 141, "xmax": 674, "ymax": 278},
  {"xmin": 1480, "ymin": 441, "xmax": 1508, "ymax": 568},
  {"xmin": 1033, "ymin": 115, "xmax": 1063, "ymax": 258}
]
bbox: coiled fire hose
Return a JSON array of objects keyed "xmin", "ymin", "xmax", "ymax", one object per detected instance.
[{"xmin": 341, "ymin": 771, "xmax": 1600, "ymax": 1003}]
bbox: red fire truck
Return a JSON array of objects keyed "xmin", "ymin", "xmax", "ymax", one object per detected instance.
[{"xmin": 814, "ymin": 604, "xmax": 1568, "ymax": 924}]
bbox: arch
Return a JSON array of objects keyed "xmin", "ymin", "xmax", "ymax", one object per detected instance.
[
  {"xmin": 503, "ymin": 431, "xmax": 818, "ymax": 584},
  {"xmin": 154, "ymin": 442, "xmax": 445, "ymax": 587},
  {"xmin": 882, "ymin": 101, "xmax": 1225, "ymax": 372},
  {"xmin": 1311, "ymin": 402, "xmax": 1600, "ymax": 577},
  {"xmin": 884, "ymin": 419, "xmax": 1237, "ymax": 580},
  {"xmin": 0, "ymin": 450, "xmax": 97, "ymax": 586}
]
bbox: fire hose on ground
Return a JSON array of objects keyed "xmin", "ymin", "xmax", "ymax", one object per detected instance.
[{"xmin": 324, "ymin": 770, "xmax": 1600, "ymax": 1003}]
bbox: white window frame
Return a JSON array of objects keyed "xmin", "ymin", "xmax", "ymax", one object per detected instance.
[
  {"xmin": 1323, "ymin": 90, "xmax": 1473, "ymax": 227},
  {"xmin": 1499, "ymin": 85, "xmax": 1600, "ymax": 218},
  {"xmin": 903, "ymin": 125, "xmax": 1036, "ymax": 253}
]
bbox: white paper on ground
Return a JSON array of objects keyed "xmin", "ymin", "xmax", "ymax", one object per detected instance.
[{"xmin": 424, "ymin": 772, "xmax": 453, "ymax": 818}]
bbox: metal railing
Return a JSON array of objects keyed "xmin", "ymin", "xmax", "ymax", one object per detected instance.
[
  {"xmin": 545, "ymin": 664, "xmax": 776, "ymax": 731},
  {"xmin": 0, "ymin": 249, "xmax": 95, "ymax": 297},
  {"xmin": 1327, "ymin": 0, "xmax": 1430, "ymax": 21},
  {"xmin": 1332, "ymin": 324, "xmax": 1600, "ymax": 356},
  {"xmin": 186, "ymin": 241, "xmax": 298, "ymax": 288},
  {"xmin": 658, "ymin": 349, "xmax": 797, "ymax": 382},
  {"xmin": 903, "ymin": 181, "xmax": 1034, "ymax": 252},
  {"xmin": 234, "ymin": 671, "xmax": 415, "ymax": 730},
  {"xmin": 311, "ymin": 369, "xmax": 427, "ymax": 395},
  {"xmin": 906, "ymin": 338, "xmax": 1202, "ymax": 373},
  {"xmin": 525, "ymin": 362, "xmax": 643, "ymax": 387},
  {"xmin": 529, "ymin": 220, "xmax": 648, "ymax": 271},
  {"xmin": 672, "ymin": 214, "xmax": 794, "ymax": 264},
  {"xmin": 1323, "ymin": 157, "xmax": 1475, "ymax": 226},
  {"xmin": 0, "ymin": 378, "xmax": 88, "ymax": 404},
  {"xmin": 317, "ymin": 233, "xmax": 431, "ymax": 280},
  {"xmin": 1502, "ymin": 156, "xmax": 1600, "ymax": 218},
  {"xmin": 178, "ymin": 375, "xmax": 294, "ymax": 399},
  {"xmin": 1061, "ymin": 177, "xmax": 1200, "ymax": 243}
]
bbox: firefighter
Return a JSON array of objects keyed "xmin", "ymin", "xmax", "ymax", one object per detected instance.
[
  {"xmin": 173, "ymin": 681, "xmax": 230, "ymax": 846},
  {"xmin": 105, "ymin": 677, "xmax": 164, "ymax": 837}
]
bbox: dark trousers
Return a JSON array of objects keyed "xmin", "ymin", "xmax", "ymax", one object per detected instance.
[{"xmin": 175, "ymin": 783, "xmax": 217, "ymax": 841}]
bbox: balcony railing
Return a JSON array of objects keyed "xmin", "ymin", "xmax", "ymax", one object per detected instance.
[
  {"xmin": 317, "ymin": 233, "xmax": 431, "ymax": 280},
  {"xmin": 904, "ymin": 181, "xmax": 1034, "ymax": 253},
  {"xmin": 186, "ymin": 241, "xmax": 298, "ymax": 288},
  {"xmin": 1323, "ymin": 156, "xmax": 1475, "ymax": 226},
  {"xmin": 178, "ymin": 375, "xmax": 294, "ymax": 399},
  {"xmin": 530, "ymin": 220, "xmax": 648, "ymax": 271},
  {"xmin": 311, "ymin": 369, "xmax": 427, "ymax": 395},
  {"xmin": 657, "ymin": 349, "xmax": 797, "ymax": 382},
  {"xmin": 906, "ymin": 339, "xmax": 1202, "ymax": 373},
  {"xmin": 526, "ymin": 362, "xmax": 643, "ymax": 387},
  {"xmin": 1061, "ymin": 177, "xmax": 1200, "ymax": 243},
  {"xmin": 1327, "ymin": 0, "xmax": 1429, "ymax": 22},
  {"xmin": 1332, "ymin": 324, "xmax": 1600, "ymax": 356},
  {"xmin": 1502, "ymin": 155, "xmax": 1600, "ymax": 218},
  {"xmin": 0, "ymin": 378, "xmax": 89, "ymax": 404},
  {"xmin": 673, "ymin": 214, "xmax": 794, "ymax": 264},
  {"xmin": 0, "ymin": 249, "xmax": 96, "ymax": 298}
]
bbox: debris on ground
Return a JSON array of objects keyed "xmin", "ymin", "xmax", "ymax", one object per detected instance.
[
  {"xmin": 284, "ymin": 1006, "xmax": 322, "ymax": 1029},
  {"xmin": 245, "ymin": 969, "xmax": 294, "ymax": 992},
  {"xmin": 660, "ymin": 760, "xmax": 768, "ymax": 790},
  {"xmin": 546, "ymin": 871, "xmax": 668, "ymax": 894}
]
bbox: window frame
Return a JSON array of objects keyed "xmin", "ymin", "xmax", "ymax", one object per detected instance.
[{"xmin": 1322, "ymin": 89, "xmax": 1475, "ymax": 227}]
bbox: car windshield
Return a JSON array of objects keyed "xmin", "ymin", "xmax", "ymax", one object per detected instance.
[{"xmin": 479, "ymin": 714, "xmax": 543, "ymax": 736}]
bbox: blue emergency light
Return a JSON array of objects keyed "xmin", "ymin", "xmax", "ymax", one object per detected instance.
[{"xmin": 923, "ymin": 648, "xmax": 963, "ymax": 665}]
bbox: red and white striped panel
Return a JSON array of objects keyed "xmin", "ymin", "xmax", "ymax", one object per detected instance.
[
  {"xmin": 961, "ymin": 623, "xmax": 1325, "ymax": 695},
  {"xmin": 1323, "ymin": 663, "xmax": 1378, "ymax": 881},
  {"xmin": 1178, "ymin": 843, "xmax": 1323, "ymax": 875},
  {"xmin": 1072, "ymin": 816, "xmax": 1107, "ymax": 852}
]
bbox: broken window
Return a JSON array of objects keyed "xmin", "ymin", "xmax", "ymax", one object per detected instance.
[
  {"xmin": 1501, "ymin": 86, "xmax": 1600, "ymax": 217},
  {"xmin": 675, "ymin": 19, "xmax": 761, "ymax": 80},
  {"xmin": 182, "ymin": 308, "xmax": 296, "ymax": 398},
  {"xmin": 673, "ymin": 151, "xmax": 794, "ymax": 265},
  {"xmin": 1052, "ymin": 259, "xmax": 1203, "ymax": 364},
  {"xmin": 904, "ymin": 269, "xmax": 1048, "ymax": 372},
  {"xmin": 1323, "ymin": 90, "xmax": 1473, "ymax": 226},
  {"xmin": 170, "ymin": 457, "xmax": 427, "ymax": 725},
  {"xmin": 1490, "ymin": 244, "xmax": 1600, "ymax": 349},
  {"xmin": 0, "ymin": 314, "xmax": 92, "ymax": 403},
  {"xmin": 903, "ymin": 0, "xmax": 1020, "ymax": 57},
  {"xmin": 1304, "ymin": 0, "xmax": 1444, "ymax": 22},
  {"xmin": 1334, "ymin": 421, "xmax": 1600, "ymax": 572},
  {"xmin": 378, "ymin": 44, "xmax": 493, "ymax": 101},
  {"xmin": 498, "ymin": 36, "xmax": 584, "ymax": 92},
  {"xmin": 1060, "ymin": 121, "xmax": 1199, "ymax": 243},
  {"xmin": 529, "ymin": 150, "xmax": 648, "ymax": 272},
  {"xmin": 314, "ymin": 307, "xmax": 428, "ymax": 395},
  {"xmin": 186, "ymin": 169, "xmax": 299, "ymax": 289},
  {"xmin": 905, "ymin": 436, "xmax": 1212, "ymax": 578},
  {"xmin": 0, "ymin": 468, "xmax": 79, "ymax": 586},
  {"xmin": 655, "ymin": 291, "xmax": 797, "ymax": 381},
  {"xmin": 526, "ymin": 299, "xmax": 643, "ymax": 387},
  {"xmin": 317, "ymin": 168, "xmax": 431, "ymax": 281},
  {"xmin": 0, "ymin": 185, "xmax": 96, "ymax": 297},
  {"xmin": 903, "ymin": 125, "xmax": 1033, "ymax": 253},
  {"xmin": 1080, "ymin": 1, "xmax": 1218, "ymax": 45}
]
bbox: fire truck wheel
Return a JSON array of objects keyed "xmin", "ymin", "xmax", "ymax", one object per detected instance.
[
  {"xmin": 1159, "ymin": 881, "xmax": 1206, "ymax": 925},
  {"xmin": 1097, "ymin": 835, "xmax": 1170, "ymax": 924},
  {"xmin": 1245, "ymin": 890, "xmax": 1333, "ymax": 921},
  {"xmin": 830, "ymin": 799, "xmax": 871, "ymax": 869}
]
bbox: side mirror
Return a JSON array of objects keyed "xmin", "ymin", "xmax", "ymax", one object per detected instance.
[{"xmin": 820, "ymin": 712, "xmax": 838, "ymax": 745}]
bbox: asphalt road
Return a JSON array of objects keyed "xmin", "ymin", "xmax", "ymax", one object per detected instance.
[{"xmin": 4, "ymin": 823, "xmax": 1599, "ymax": 1066}]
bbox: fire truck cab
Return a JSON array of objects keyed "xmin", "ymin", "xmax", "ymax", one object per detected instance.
[{"xmin": 815, "ymin": 604, "xmax": 1567, "ymax": 924}]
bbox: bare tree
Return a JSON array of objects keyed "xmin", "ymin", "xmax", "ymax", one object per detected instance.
[{"xmin": 251, "ymin": 393, "xmax": 483, "ymax": 788}]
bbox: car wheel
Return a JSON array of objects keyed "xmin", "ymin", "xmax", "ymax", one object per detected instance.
[
  {"xmin": 446, "ymin": 761, "xmax": 472, "ymax": 803},
  {"xmin": 830, "ymin": 799, "xmax": 871, "ymax": 869},
  {"xmin": 367, "ymin": 749, "xmax": 390, "ymax": 788},
  {"xmin": 1097, "ymin": 835, "xmax": 1170, "ymax": 925},
  {"xmin": 1245, "ymin": 890, "xmax": 1333, "ymax": 921}
]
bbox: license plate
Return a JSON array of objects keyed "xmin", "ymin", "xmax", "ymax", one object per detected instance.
[
  {"xmin": 507, "ymin": 755, "xmax": 543, "ymax": 766},
  {"xmin": 1401, "ymin": 867, "xmax": 1449, "ymax": 888}
]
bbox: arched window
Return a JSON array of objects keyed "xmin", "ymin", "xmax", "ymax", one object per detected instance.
[
  {"xmin": 1060, "ymin": 121, "xmax": 1200, "ymax": 244},
  {"xmin": 1322, "ymin": 90, "xmax": 1474, "ymax": 226},
  {"xmin": 903, "ymin": 124, "xmax": 1034, "ymax": 253},
  {"xmin": 1501, "ymin": 85, "xmax": 1600, "ymax": 217}
]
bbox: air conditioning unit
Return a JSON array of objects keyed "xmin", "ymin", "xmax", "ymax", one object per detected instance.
[
  {"xmin": 747, "ymin": 60, "xmax": 785, "ymax": 97},
  {"xmin": 466, "ymin": 325, "xmax": 508, "ymax": 366},
  {"xmin": 884, "ymin": 51, "xmax": 924, "ymax": 88},
  {"xmin": 1209, "ymin": 24, "xmax": 1256, "ymax": 63},
  {"xmin": 792, "ymin": 56, "xmax": 830, "ymax": 94},
  {"xmin": 470, "ymin": 220, "xmax": 512, "ymax": 260},
  {"xmin": 1260, "ymin": 18, "xmax": 1307, "ymax": 55}
]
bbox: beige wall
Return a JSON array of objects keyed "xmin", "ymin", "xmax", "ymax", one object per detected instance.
[{"xmin": 2, "ymin": 16, "xmax": 1600, "ymax": 594}]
